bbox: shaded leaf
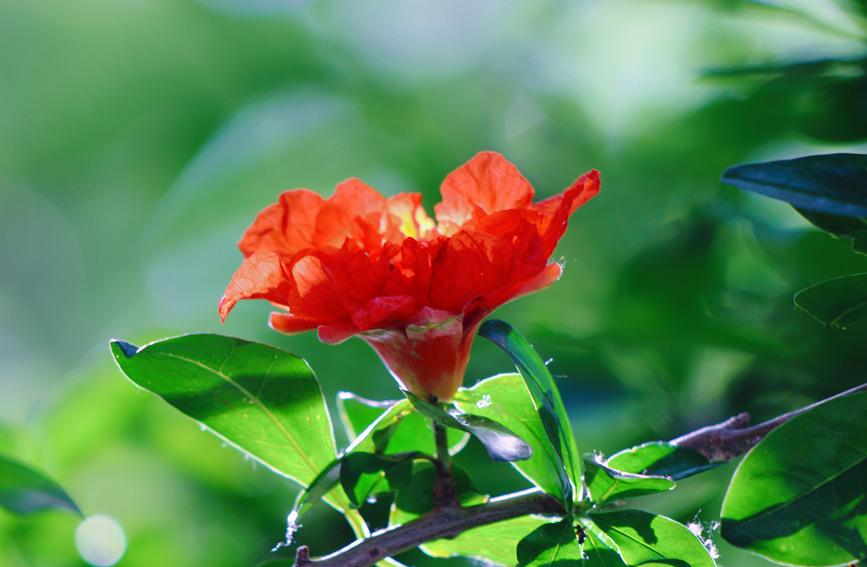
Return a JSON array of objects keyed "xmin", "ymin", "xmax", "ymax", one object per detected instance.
[
  {"xmin": 110, "ymin": 334, "xmax": 357, "ymax": 516},
  {"xmin": 721, "ymin": 153, "xmax": 867, "ymax": 216},
  {"xmin": 583, "ymin": 457, "xmax": 675, "ymax": 505},
  {"xmin": 794, "ymin": 273, "xmax": 867, "ymax": 329},
  {"xmin": 455, "ymin": 374, "xmax": 570, "ymax": 502},
  {"xmin": 421, "ymin": 515, "xmax": 550, "ymax": 566},
  {"xmin": 480, "ymin": 320, "xmax": 581, "ymax": 506},
  {"xmin": 389, "ymin": 462, "xmax": 485, "ymax": 525},
  {"xmin": 721, "ymin": 391, "xmax": 867, "ymax": 566},
  {"xmin": 405, "ymin": 391, "xmax": 532, "ymax": 463},
  {"xmin": 339, "ymin": 451, "xmax": 419, "ymax": 507},
  {"xmin": 607, "ymin": 442, "xmax": 719, "ymax": 480},
  {"xmin": 516, "ymin": 518, "xmax": 583, "ymax": 566},
  {"xmin": 337, "ymin": 392, "xmax": 396, "ymax": 442},
  {"xmin": 0, "ymin": 455, "xmax": 81, "ymax": 516},
  {"xmin": 591, "ymin": 510, "xmax": 717, "ymax": 567}
]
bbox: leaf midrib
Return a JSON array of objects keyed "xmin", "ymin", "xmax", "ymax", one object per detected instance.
[{"xmin": 157, "ymin": 351, "xmax": 323, "ymax": 479}]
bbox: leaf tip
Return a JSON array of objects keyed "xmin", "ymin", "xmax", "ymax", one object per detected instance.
[{"xmin": 110, "ymin": 339, "xmax": 140, "ymax": 359}]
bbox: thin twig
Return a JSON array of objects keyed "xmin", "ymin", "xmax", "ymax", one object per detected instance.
[
  {"xmin": 671, "ymin": 382, "xmax": 867, "ymax": 461},
  {"xmin": 292, "ymin": 488, "xmax": 565, "ymax": 567},
  {"xmin": 432, "ymin": 421, "xmax": 457, "ymax": 508}
]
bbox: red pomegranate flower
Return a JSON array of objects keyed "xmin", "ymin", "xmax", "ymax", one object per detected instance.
[{"xmin": 219, "ymin": 152, "xmax": 599, "ymax": 402}]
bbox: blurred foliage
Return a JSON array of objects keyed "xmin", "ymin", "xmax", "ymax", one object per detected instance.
[{"xmin": 3, "ymin": 0, "xmax": 867, "ymax": 565}]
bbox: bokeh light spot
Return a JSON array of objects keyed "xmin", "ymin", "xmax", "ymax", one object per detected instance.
[{"xmin": 75, "ymin": 515, "xmax": 127, "ymax": 567}]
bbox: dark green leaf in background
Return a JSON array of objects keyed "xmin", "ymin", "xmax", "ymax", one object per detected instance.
[
  {"xmin": 721, "ymin": 391, "xmax": 867, "ymax": 566},
  {"xmin": 480, "ymin": 320, "xmax": 581, "ymax": 506},
  {"xmin": 583, "ymin": 457, "xmax": 675, "ymax": 505},
  {"xmin": 339, "ymin": 451, "xmax": 418, "ymax": 507},
  {"xmin": 404, "ymin": 391, "xmax": 532, "ymax": 463},
  {"xmin": 0, "ymin": 455, "xmax": 81, "ymax": 516},
  {"xmin": 794, "ymin": 273, "xmax": 867, "ymax": 329},
  {"xmin": 455, "ymin": 373, "xmax": 572, "ymax": 505},
  {"xmin": 721, "ymin": 153, "xmax": 867, "ymax": 216},
  {"xmin": 516, "ymin": 518, "xmax": 583, "ymax": 566},
  {"xmin": 338, "ymin": 392, "xmax": 397, "ymax": 442},
  {"xmin": 591, "ymin": 510, "xmax": 717, "ymax": 567},
  {"xmin": 793, "ymin": 208, "xmax": 867, "ymax": 255},
  {"xmin": 606, "ymin": 442, "xmax": 720, "ymax": 480}
]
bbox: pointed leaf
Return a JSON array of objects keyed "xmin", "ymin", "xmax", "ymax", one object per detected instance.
[
  {"xmin": 480, "ymin": 320, "xmax": 581, "ymax": 505},
  {"xmin": 337, "ymin": 392, "xmax": 396, "ymax": 442},
  {"xmin": 794, "ymin": 273, "xmax": 867, "ymax": 329},
  {"xmin": 721, "ymin": 391, "xmax": 867, "ymax": 566},
  {"xmin": 421, "ymin": 515, "xmax": 549, "ymax": 566},
  {"xmin": 110, "ymin": 335, "xmax": 336, "ymax": 488},
  {"xmin": 455, "ymin": 374, "xmax": 572, "ymax": 502},
  {"xmin": 591, "ymin": 510, "xmax": 717, "ymax": 567},
  {"xmin": 607, "ymin": 442, "xmax": 719, "ymax": 480},
  {"xmin": 583, "ymin": 457, "xmax": 675, "ymax": 504},
  {"xmin": 0, "ymin": 455, "xmax": 81, "ymax": 516},
  {"xmin": 405, "ymin": 391, "xmax": 532, "ymax": 463},
  {"xmin": 721, "ymin": 154, "xmax": 867, "ymax": 216},
  {"xmin": 516, "ymin": 518, "xmax": 583, "ymax": 566}
]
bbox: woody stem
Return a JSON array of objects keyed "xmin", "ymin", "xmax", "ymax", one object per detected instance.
[{"xmin": 432, "ymin": 421, "xmax": 458, "ymax": 507}]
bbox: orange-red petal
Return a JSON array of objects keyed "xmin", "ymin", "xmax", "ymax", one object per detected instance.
[{"xmin": 434, "ymin": 152, "xmax": 535, "ymax": 232}]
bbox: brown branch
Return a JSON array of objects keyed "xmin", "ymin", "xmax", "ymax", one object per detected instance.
[
  {"xmin": 292, "ymin": 488, "xmax": 566, "ymax": 567},
  {"xmin": 671, "ymin": 382, "xmax": 867, "ymax": 461}
]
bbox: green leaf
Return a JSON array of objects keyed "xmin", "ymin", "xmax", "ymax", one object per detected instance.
[
  {"xmin": 721, "ymin": 391, "xmax": 867, "ymax": 566},
  {"xmin": 337, "ymin": 391, "xmax": 397, "ymax": 442},
  {"xmin": 606, "ymin": 442, "xmax": 719, "ymax": 480},
  {"xmin": 577, "ymin": 519, "xmax": 629, "ymax": 566},
  {"xmin": 794, "ymin": 273, "xmax": 867, "ymax": 329},
  {"xmin": 389, "ymin": 461, "xmax": 486, "ymax": 525},
  {"xmin": 583, "ymin": 457, "xmax": 675, "ymax": 505},
  {"xmin": 421, "ymin": 515, "xmax": 550, "ymax": 566},
  {"xmin": 591, "ymin": 510, "xmax": 717, "ymax": 567},
  {"xmin": 516, "ymin": 518, "xmax": 583, "ymax": 566},
  {"xmin": 721, "ymin": 153, "xmax": 867, "ymax": 217},
  {"xmin": 480, "ymin": 320, "xmax": 581, "ymax": 506},
  {"xmin": 110, "ymin": 334, "xmax": 336, "ymax": 489},
  {"xmin": 340, "ymin": 394, "xmax": 468, "ymax": 456},
  {"xmin": 455, "ymin": 374, "xmax": 574, "ymax": 502},
  {"xmin": 793, "ymin": 208, "xmax": 867, "ymax": 255},
  {"xmin": 404, "ymin": 391, "xmax": 532, "ymax": 463},
  {"xmin": 339, "ymin": 451, "xmax": 418, "ymax": 507},
  {"xmin": 0, "ymin": 455, "xmax": 81, "ymax": 516}
]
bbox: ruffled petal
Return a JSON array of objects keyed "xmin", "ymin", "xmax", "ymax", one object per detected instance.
[
  {"xmin": 435, "ymin": 152, "xmax": 535, "ymax": 232},
  {"xmin": 269, "ymin": 312, "xmax": 323, "ymax": 334},
  {"xmin": 386, "ymin": 193, "xmax": 436, "ymax": 240},
  {"xmin": 238, "ymin": 189, "xmax": 326, "ymax": 259},
  {"xmin": 219, "ymin": 250, "xmax": 293, "ymax": 321}
]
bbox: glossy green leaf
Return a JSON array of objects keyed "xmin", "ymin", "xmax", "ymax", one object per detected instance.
[
  {"xmin": 516, "ymin": 518, "xmax": 583, "ymax": 566},
  {"xmin": 721, "ymin": 154, "xmax": 867, "ymax": 216},
  {"xmin": 455, "ymin": 374, "xmax": 573, "ymax": 502},
  {"xmin": 480, "ymin": 320, "xmax": 581, "ymax": 506},
  {"xmin": 0, "ymin": 455, "xmax": 81, "ymax": 516},
  {"xmin": 583, "ymin": 457, "xmax": 675, "ymax": 504},
  {"xmin": 110, "ymin": 334, "xmax": 336, "ymax": 488},
  {"xmin": 794, "ymin": 273, "xmax": 867, "ymax": 329},
  {"xmin": 340, "ymin": 394, "xmax": 468, "ymax": 456},
  {"xmin": 404, "ymin": 391, "xmax": 532, "ymax": 463},
  {"xmin": 721, "ymin": 391, "xmax": 867, "ymax": 566},
  {"xmin": 389, "ymin": 462, "xmax": 486, "ymax": 525},
  {"xmin": 591, "ymin": 510, "xmax": 717, "ymax": 567},
  {"xmin": 421, "ymin": 515, "xmax": 549, "ymax": 566},
  {"xmin": 577, "ymin": 519, "xmax": 629, "ymax": 566},
  {"xmin": 607, "ymin": 442, "xmax": 719, "ymax": 480}
]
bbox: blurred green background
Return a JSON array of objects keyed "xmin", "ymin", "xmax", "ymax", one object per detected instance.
[{"xmin": 3, "ymin": 0, "xmax": 867, "ymax": 565}]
